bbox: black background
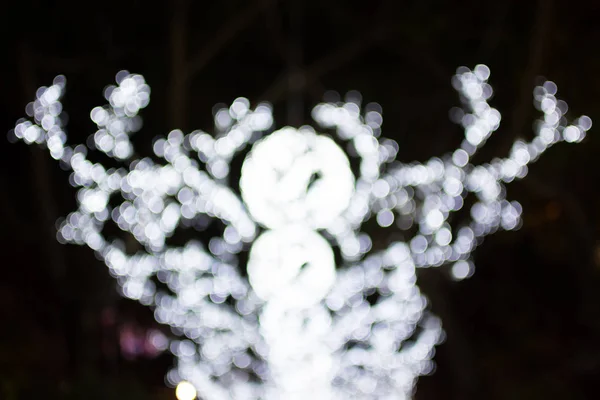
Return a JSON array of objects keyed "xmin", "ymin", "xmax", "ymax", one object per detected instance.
[{"xmin": 1, "ymin": 0, "xmax": 600, "ymax": 399}]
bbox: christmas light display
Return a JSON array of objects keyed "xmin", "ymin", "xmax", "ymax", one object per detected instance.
[{"xmin": 9, "ymin": 65, "xmax": 591, "ymax": 399}]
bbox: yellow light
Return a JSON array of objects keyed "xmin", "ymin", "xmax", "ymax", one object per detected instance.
[{"xmin": 175, "ymin": 381, "xmax": 197, "ymax": 400}]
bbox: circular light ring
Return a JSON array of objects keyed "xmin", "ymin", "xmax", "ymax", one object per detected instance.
[
  {"xmin": 240, "ymin": 127, "xmax": 355, "ymax": 230},
  {"xmin": 247, "ymin": 225, "xmax": 336, "ymax": 308}
]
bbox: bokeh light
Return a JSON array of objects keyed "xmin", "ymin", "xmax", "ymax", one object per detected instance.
[
  {"xmin": 176, "ymin": 381, "xmax": 197, "ymax": 400},
  {"xmin": 9, "ymin": 65, "xmax": 589, "ymax": 399}
]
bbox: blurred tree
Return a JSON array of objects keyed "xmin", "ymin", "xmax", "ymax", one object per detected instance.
[{"xmin": 1, "ymin": 0, "xmax": 600, "ymax": 399}]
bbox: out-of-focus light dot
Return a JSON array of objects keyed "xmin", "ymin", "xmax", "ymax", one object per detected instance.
[
  {"xmin": 250, "ymin": 104, "xmax": 273, "ymax": 130},
  {"xmin": 91, "ymin": 106, "xmax": 108, "ymax": 125},
  {"xmin": 43, "ymin": 86, "xmax": 61, "ymax": 104},
  {"xmin": 345, "ymin": 90, "xmax": 362, "ymax": 105},
  {"xmin": 24, "ymin": 125, "xmax": 41, "ymax": 143},
  {"xmin": 168, "ymin": 130, "xmax": 184, "ymax": 144},
  {"xmin": 444, "ymin": 177, "xmax": 463, "ymax": 197},
  {"xmin": 410, "ymin": 235, "xmax": 428, "ymax": 254},
  {"xmin": 148, "ymin": 329, "xmax": 169, "ymax": 351},
  {"xmin": 465, "ymin": 82, "xmax": 483, "ymax": 99},
  {"xmin": 177, "ymin": 187, "xmax": 194, "ymax": 204},
  {"xmin": 215, "ymin": 137, "xmax": 234, "ymax": 157},
  {"xmin": 563, "ymin": 126, "xmax": 582, "ymax": 143},
  {"xmin": 233, "ymin": 352, "xmax": 251, "ymax": 369},
  {"xmin": 230, "ymin": 97, "xmax": 250, "ymax": 119},
  {"xmin": 541, "ymin": 99, "xmax": 556, "ymax": 115},
  {"xmin": 556, "ymin": 99, "xmax": 568, "ymax": 114},
  {"xmin": 435, "ymin": 227, "xmax": 452, "ymax": 246},
  {"xmin": 115, "ymin": 70, "xmax": 129, "ymax": 85},
  {"xmin": 354, "ymin": 134, "xmax": 378, "ymax": 155},
  {"xmin": 474, "ymin": 64, "xmax": 490, "ymax": 81},
  {"xmin": 358, "ymin": 234, "xmax": 372, "ymax": 253},
  {"xmin": 545, "ymin": 111, "xmax": 560, "ymax": 125},
  {"xmin": 53, "ymin": 75, "xmax": 66, "ymax": 87},
  {"xmin": 210, "ymin": 159, "xmax": 229, "ymax": 179},
  {"xmin": 543, "ymin": 81, "xmax": 557, "ymax": 95},
  {"xmin": 82, "ymin": 190, "xmax": 109, "ymax": 213},
  {"xmin": 209, "ymin": 237, "xmax": 224, "ymax": 256},
  {"xmin": 215, "ymin": 109, "xmax": 232, "ymax": 129},
  {"xmin": 539, "ymin": 127, "xmax": 554, "ymax": 143},
  {"xmin": 114, "ymin": 141, "xmax": 132, "ymax": 159},
  {"xmin": 578, "ymin": 115, "xmax": 592, "ymax": 131},
  {"xmin": 365, "ymin": 111, "xmax": 383, "ymax": 128},
  {"xmin": 425, "ymin": 209, "xmax": 444, "ymax": 229},
  {"xmin": 376, "ymin": 209, "xmax": 394, "ymax": 227},
  {"xmin": 501, "ymin": 159, "xmax": 519, "ymax": 178},
  {"xmin": 451, "ymin": 260, "xmax": 473, "ymax": 280},
  {"xmin": 466, "ymin": 126, "xmax": 484, "ymax": 146},
  {"xmin": 452, "ymin": 149, "xmax": 469, "ymax": 167},
  {"xmin": 372, "ymin": 179, "xmax": 390, "ymax": 198},
  {"xmin": 449, "ymin": 107, "xmax": 464, "ymax": 124},
  {"xmin": 175, "ymin": 381, "xmax": 197, "ymax": 400},
  {"xmin": 223, "ymin": 226, "xmax": 241, "ymax": 245}
]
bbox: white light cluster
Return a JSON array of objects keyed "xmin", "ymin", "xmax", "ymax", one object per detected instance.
[
  {"xmin": 13, "ymin": 75, "xmax": 67, "ymax": 160},
  {"xmin": 89, "ymin": 71, "xmax": 150, "ymax": 160},
  {"xmin": 314, "ymin": 64, "xmax": 591, "ymax": 280},
  {"xmin": 9, "ymin": 65, "xmax": 589, "ymax": 399}
]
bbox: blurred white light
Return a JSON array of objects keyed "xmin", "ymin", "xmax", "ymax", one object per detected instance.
[
  {"xmin": 247, "ymin": 225, "xmax": 336, "ymax": 308},
  {"xmin": 376, "ymin": 209, "xmax": 395, "ymax": 227},
  {"xmin": 9, "ymin": 65, "xmax": 589, "ymax": 400},
  {"xmin": 451, "ymin": 261, "xmax": 473, "ymax": 280},
  {"xmin": 176, "ymin": 381, "xmax": 197, "ymax": 400},
  {"xmin": 240, "ymin": 127, "xmax": 355, "ymax": 230}
]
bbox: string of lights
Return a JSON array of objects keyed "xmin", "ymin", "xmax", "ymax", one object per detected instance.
[{"xmin": 9, "ymin": 65, "xmax": 590, "ymax": 399}]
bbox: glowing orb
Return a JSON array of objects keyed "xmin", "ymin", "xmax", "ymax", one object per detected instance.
[
  {"xmin": 240, "ymin": 127, "xmax": 355, "ymax": 230},
  {"xmin": 247, "ymin": 224, "xmax": 336, "ymax": 308},
  {"xmin": 175, "ymin": 381, "xmax": 197, "ymax": 400}
]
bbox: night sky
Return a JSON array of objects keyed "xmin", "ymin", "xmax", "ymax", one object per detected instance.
[{"xmin": 2, "ymin": 0, "xmax": 600, "ymax": 399}]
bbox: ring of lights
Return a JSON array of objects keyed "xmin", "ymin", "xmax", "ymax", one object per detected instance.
[
  {"xmin": 246, "ymin": 224, "xmax": 336, "ymax": 308},
  {"xmin": 240, "ymin": 127, "xmax": 355, "ymax": 230}
]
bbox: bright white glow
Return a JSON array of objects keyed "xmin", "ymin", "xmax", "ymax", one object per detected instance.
[
  {"xmin": 451, "ymin": 260, "xmax": 473, "ymax": 280},
  {"xmin": 9, "ymin": 65, "xmax": 589, "ymax": 400},
  {"xmin": 176, "ymin": 381, "xmax": 197, "ymax": 400},
  {"xmin": 240, "ymin": 127, "xmax": 355, "ymax": 230},
  {"xmin": 247, "ymin": 225, "xmax": 336, "ymax": 308}
]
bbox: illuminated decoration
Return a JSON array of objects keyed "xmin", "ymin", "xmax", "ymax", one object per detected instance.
[{"xmin": 9, "ymin": 65, "xmax": 590, "ymax": 399}]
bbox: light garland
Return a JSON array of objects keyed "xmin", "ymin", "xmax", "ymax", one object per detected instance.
[{"xmin": 9, "ymin": 65, "xmax": 590, "ymax": 399}]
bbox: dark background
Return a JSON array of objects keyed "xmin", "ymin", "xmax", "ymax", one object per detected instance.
[{"xmin": 1, "ymin": 0, "xmax": 600, "ymax": 399}]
